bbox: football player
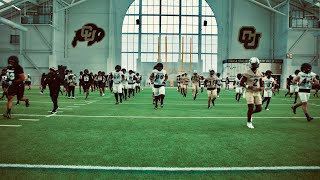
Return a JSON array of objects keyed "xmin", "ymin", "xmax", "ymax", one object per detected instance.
[
  {"xmin": 240, "ymin": 57, "xmax": 264, "ymax": 129},
  {"xmin": 182, "ymin": 73, "xmax": 190, "ymax": 97},
  {"xmin": 67, "ymin": 70, "xmax": 76, "ymax": 99},
  {"xmin": 40, "ymin": 73, "xmax": 47, "ymax": 94},
  {"xmin": 176, "ymin": 75, "xmax": 181, "ymax": 92},
  {"xmin": 233, "ymin": 73, "xmax": 242, "ymax": 102},
  {"xmin": 97, "ymin": 71, "xmax": 105, "ymax": 96},
  {"xmin": 291, "ymin": 63, "xmax": 318, "ymax": 121},
  {"xmin": 110, "ymin": 65, "xmax": 124, "ymax": 104},
  {"xmin": 200, "ymin": 76, "xmax": 205, "ymax": 93},
  {"xmin": 262, "ymin": 70, "xmax": 274, "ymax": 110},
  {"xmin": 128, "ymin": 70, "xmax": 137, "ymax": 98},
  {"xmin": 285, "ymin": 70, "xmax": 300, "ymax": 104},
  {"xmin": 135, "ymin": 72, "xmax": 142, "ymax": 93},
  {"xmin": 79, "ymin": 71, "xmax": 83, "ymax": 94},
  {"xmin": 205, "ymin": 69, "xmax": 217, "ymax": 108},
  {"xmin": 82, "ymin": 69, "xmax": 92, "ymax": 99},
  {"xmin": 0, "ymin": 68, "xmax": 9, "ymax": 100},
  {"xmin": 25, "ymin": 74, "xmax": 31, "ymax": 90},
  {"xmin": 151, "ymin": 66, "xmax": 157, "ymax": 104},
  {"xmin": 180, "ymin": 74, "xmax": 185, "ymax": 95},
  {"xmin": 3, "ymin": 56, "xmax": 30, "ymax": 119},
  {"xmin": 224, "ymin": 77, "xmax": 230, "ymax": 90},
  {"xmin": 121, "ymin": 68, "xmax": 128, "ymax": 100},
  {"xmin": 191, "ymin": 71, "xmax": 200, "ymax": 100},
  {"xmin": 216, "ymin": 73, "xmax": 222, "ymax": 97},
  {"xmin": 150, "ymin": 63, "xmax": 168, "ymax": 109}
]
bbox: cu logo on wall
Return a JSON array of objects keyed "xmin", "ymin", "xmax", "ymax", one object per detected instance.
[
  {"xmin": 72, "ymin": 23, "xmax": 105, "ymax": 48},
  {"xmin": 238, "ymin": 26, "xmax": 261, "ymax": 50}
]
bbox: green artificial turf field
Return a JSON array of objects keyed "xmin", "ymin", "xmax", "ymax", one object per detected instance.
[{"xmin": 0, "ymin": 87, "xmax": 319, "ymax": 179}]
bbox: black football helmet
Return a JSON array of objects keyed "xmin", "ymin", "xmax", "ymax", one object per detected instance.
[{"xmin": 300, "ymin": 63, "xmax": 312, "ymax": 74}]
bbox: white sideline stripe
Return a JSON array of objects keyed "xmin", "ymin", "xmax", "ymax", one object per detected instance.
[
  {"xmin": 56, "ymin": 108, "xmax": 73, "ymax": 110},
  {"xmin": 67, "ymin": 106, "xmax": 79, "ymax": 108},
  {"xmin": 19, "ymin": 119, "xmax": 39, "ymax": 121},
  {"xmin": 74, "ymin": 104, "xmax": 86, "ymax": 105},
  {"xmin": 47, "ymin": 111, "xmax": 64, "ymax": 113},
  {"xmin": 0, "ymin": 125, "xmax": 22, "ymax": 127},
  {"xmin": 10, "ymin": 114, "xmax": 320, "ymax": 119},
  {"xmin": 0, "ymin": 164, "xmax": 319, "ymax": 172}
]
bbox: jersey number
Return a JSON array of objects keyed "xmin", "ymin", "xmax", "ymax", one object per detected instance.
[{"xmin": 253, "ymin": 79, "xmax": 258, "ymax": 87}]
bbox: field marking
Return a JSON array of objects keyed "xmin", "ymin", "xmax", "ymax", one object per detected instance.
[
  {"xmin": 0, "ymin": 125, "xmax": 22, "ymax": 127},
  {"xmin": 56, "ymin": 108, "xmax": 73, "ymax": 110},
  {"xmin": 47, "ymin": 111, "xmax": 64, "ymax": 113},
  {"xmin": 74, "ymin": 104, "xmax": 86, "ymax": 105},
  {"xmin": 67, "ymin": 106, "xmax": 79, "ymax": 108},
  {"xmin": 45, "ymin": 113, "xmax": 56, "ymax": 118},
  {"xmin": 10, "ymin": 114, "xmax": 320, "ymax": 119},
  {"xmin": 0, "ymin": 164, "xmax": 319, "ymax": 172},
  {"xmin": 19, "ymin": 119, "xmax": 39, "ymax": 121}
]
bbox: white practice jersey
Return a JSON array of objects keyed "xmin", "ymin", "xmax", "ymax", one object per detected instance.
[
  {"xmin": 235, "ymin": 78, "xmax": 242, "ymax": 88},
  {"xmin": 112, "ymin": 71, "xmax": 124, "ymax": 84},
  {"xmin": 122, "ymin": 74, "xmax": 128, "ymax": 84},
  {"xmin": 151, "ymin": 69, "xmax": 167, "ymax": 85},
  {"xmin": 217, "ymin": 77, "xmax": 222, "ymax": 87},
  {"xmin": 262, "ymin": 76, "xmax": 274, "ymax": 90},
  {"xmin": 298, "ymin": 71, "xmax": 317, "ymax": 89},
  {"xmin": 128, "ymin": 73, "xmax": 136, "ymax": 84}
]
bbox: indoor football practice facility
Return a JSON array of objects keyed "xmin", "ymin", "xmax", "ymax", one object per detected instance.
[{"xmin": 0, "ymin": 0, "xmax": 319, "ymax": 179}]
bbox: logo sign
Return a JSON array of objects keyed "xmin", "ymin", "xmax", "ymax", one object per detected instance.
[
  {"xmin": 72, "ymin": 23, "xmax": 105, "ymax": 48},
  {"xmin": 238, "ymin": 26, "xmax": 261, "ymax": 49}
]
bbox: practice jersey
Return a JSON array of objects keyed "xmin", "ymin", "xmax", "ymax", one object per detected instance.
[
  {"xmin": 112, "ymin": 71, "xmax": 124, "ymax": 84},
  {"xmin": 217, "ymin": 77, "xmax": 222, "ymax": 87},
  {"xmin": 27, "ymin": 75, "xmax": 31, "ymax": 81},
  {"xmin": 235, "ymin": 78, "xmax": 242, "ymax": 88},
  {"xmin": 79, "ymin": 75, "xmax": 83, "ymax": 82},
  {"xmin": 177, "ymin": 77, "xmax": 181, "ymax": 83},
  {"xmin": 151, "ymin": 69, "xmax": 167, "ymax": 85},
  {"xmin": 243, "ymin": 69, "xmax": 263, "ymax": 91},
  {"xmin": 6, "ymin": 64, "xmax": 24, "ymax": 85},
  {"xmin": 298, "ymin": 71, "xmax": 317, "ymax": 89},
  {"xmin": 82, "ymin": 74, "xmax": 92, "ymax": 83},
  {"xmin": 262, "ymin": 77, "xmax": 274, "ymax": 90},
  {"xmin": 200, "ymin": 79, "xmax": 205, "ymax": 85},
  {"xmin": 206, "ymin": 76, "xmax": 217, "ymax": 89},
  {"xmin": 290, "ymin": 74, "xmax": 298, "ymax": 86},
  {"xmin": 1, "ymin": 74, "xmax": 7, "ymax": 82},
  {"xmin": 97, "ymin": 75, "xmax": 103, "ymax": 81},
  {"xmin": 183, "ymin": 77, "xmax": 190, "ymax": 85},
  {"xmin": 122, "ymin": 74, "xmax": 128, "ymax": 84},
  {"xmin": 128, "ymin": 73, "xmax": 136, "ymax": 84},
  {"xmin": 191, "ymin": 75, "xmax": 200, "ymax": 84},
  {"xmin": 136, "ymin": 75, "xmax": 141, "ymax": 83}
]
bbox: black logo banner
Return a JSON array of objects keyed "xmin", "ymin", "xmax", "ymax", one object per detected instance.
[
  {"xmin": 72, "ymin": 23, "xmax": 105, "ymax": 48},
  {"xmin": 238, "ymin": 26, "xmax": 261, "ymax": 49}
]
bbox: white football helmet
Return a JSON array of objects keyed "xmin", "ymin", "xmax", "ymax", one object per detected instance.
[{"xmin": 249, "ymin": 57, "xmax": 260, "ymax": 68}]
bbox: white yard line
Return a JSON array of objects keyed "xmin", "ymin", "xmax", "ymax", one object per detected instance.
[
  {"xmin": 0, "ymin": 163, "xmax": 319, "ymax": 172},
  {"xmin": 19, "ymin": 119, "xmax": 39, "ymax": 121},
  {"xmin": 0, "ymin": 125, "xmax": 22, "ymax": 127},
  {"xmin": 11, "ymin": 114, "xmax": 320, "ymax": 119}
]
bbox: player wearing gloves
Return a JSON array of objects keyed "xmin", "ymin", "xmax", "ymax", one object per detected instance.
[{"xmin": 149, "ymin": 63, "xmax": 168, "ymax": 109}]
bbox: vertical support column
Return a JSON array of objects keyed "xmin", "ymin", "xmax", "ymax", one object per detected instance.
[
  {"xmin": 178, "ymin": 0, "xmax": 182, "ymax": 67},
  {"xmin": 198, "ymin": 0, "xmax": 202, "ymax": 73}
]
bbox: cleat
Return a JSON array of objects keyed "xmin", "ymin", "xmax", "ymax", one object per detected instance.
[
  {"xmin": 247, "ymin": 122, "xmax": 254, "ymax": 129},
  {"xmin": 68, "ymin": 97, "xmax": 71, "ymax": 99},
  {"xmin": 115, "ymin": 102, "xmax": 119, "ymax": 105},
  {"xmin": 16, "ymin": 102, "xmax": 19, "ymax": 105},
  {"xmin": 25, "ymin": 99, "xmax": 30, "ymax": 107},
  {"xmin": 265, "ymin": 108, "xmax": 269, "ymax": 111},
  {"xmin": 291, "ymin": 106, "xmax": 296, "ymax": 114},
  {"xmin": 208, "ymin": 105, "xmax": 210, "ymax": 109},
  {"xmin": 161, "ymin": 104, "xmax": 164, "ymax": 108},
  {"xmin": 72, "ymin": 97, "xmax": 75, "ymax": 99},
  {"xmin": 3, "ymin": 112, "xmax": 11, "ymax": 119},
  {"xmin": 307, "ymin": 117, "xmax": 314, "ymax": 122}
]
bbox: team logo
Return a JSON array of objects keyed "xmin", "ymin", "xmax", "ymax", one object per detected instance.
[
  {"xmin": 238, "ymin": 26, "xmax": 261, "ymax": 49},
  {"xmin": 72, "ymin": 23, "xmax": 105, "ymax": 48}
]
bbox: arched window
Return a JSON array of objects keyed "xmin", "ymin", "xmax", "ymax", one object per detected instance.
[{"xmin": 122, "ymin": 0, "xmax": 218, "ymax": 72}]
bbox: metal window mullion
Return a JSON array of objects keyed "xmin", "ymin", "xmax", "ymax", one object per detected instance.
[
  {"xmin": 138, "ymin": 0, "xmax": 142, "ymax": 70},
  {"xmin": 178, "ymin": 0, "xmax": 182, "ymax": 62}
]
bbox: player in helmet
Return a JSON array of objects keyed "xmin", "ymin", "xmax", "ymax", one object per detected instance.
[
  {"xmin": 79, "ymin": 71, "xmax": 83, "ymax": 94},
  {"xmin": 110, "ymin": 65, "xmax": 124, "ymax": 104},
  {"xmin": 262, "ymin": 70, "xmax": 274, "ymax": 110},
  {"xmin": 216, "ymin": 73, "xmax": 222, "ymax": 97},
  {"xmin": 205, "ymin": 69, "xmax": 218, "ymax": 108},
  {"xmin": 285, "ymin": 70, "xmax": 300, "ymax": 103},
  {"xmin": 135, "ymin": 72, "xmax": 142, "ymax": 93},
  {"xmin": 128, "ymin": 70, "xmax": 137, "ymax": 98},
  {"xmin": 291, "ymin": 63, "xmax": 318, "ymax": 121},
  {"xmin": 25, "ymin": 74, "xmax": 31, "ymax": 90},
  {"xmin": 150, "ymin": 63, "xmax": 168, "ymax": 109},
  {"xmin": 200, "ymin": 76, "xmax": 205, "ymax": 93},
  {"xmin": 182, "ymin": 72, "xmax": 190, "ymax": 97},
  {"xmin": 82, "ymin": 69, "xmax": 92, "ymax": 99},
  {"xmin": 233, "ymin": 73, "xmax": 243, "ymax": 102},
  {"xmin": 191, "ymin": 71, "xmax": 200, "ymax": 100},
  {"xmin": 121, "ymin": 68, "xmax": 128, "ymax": 100},
  {"xmin": 3, "ymin": 56, "xmax": 30, "ymax": 118},
  {"xmin": 240, "ymin": 57, "xmax": 264, "ymax": 129}
]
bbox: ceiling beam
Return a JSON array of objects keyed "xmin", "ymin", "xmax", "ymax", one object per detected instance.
[
  {"xmin": 0, "ymin": 17, "xmax": 28, "ymax": 31},
  {"xmin": 57, "ymin": 0, "xmax": 87, "ymax": 12},
  {"xmin": 247, "ymin": 0, "xmax": 287, "ymax": 16},
  {"xmin": 0, "ymin": 0, "xmax": 26, "ymax": 11}
]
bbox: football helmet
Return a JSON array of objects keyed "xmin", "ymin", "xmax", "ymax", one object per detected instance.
[
  {"xmin": 249, "ymin": 57, "xmax": 260, "ymax": 68},
  {"xmin": 294, "ymin": 69, "xmax": 300, "ymax": 75}
]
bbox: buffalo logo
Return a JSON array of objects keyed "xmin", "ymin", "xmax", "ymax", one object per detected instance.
[
  {"xmin": 238, "ymin": 26, "xmax": 261, "ymax": 49},
  {"xmin": 72, "ymin": 23, "xmax": 105, "ymax": 48}
]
